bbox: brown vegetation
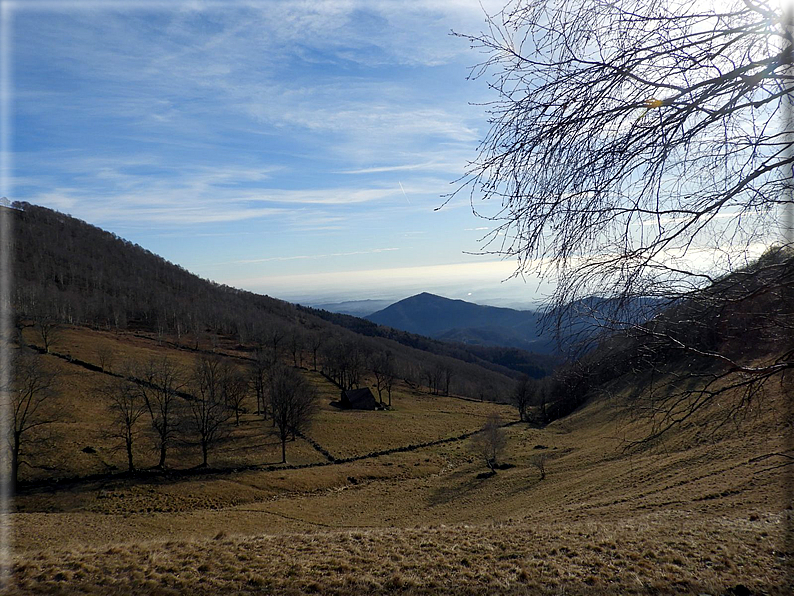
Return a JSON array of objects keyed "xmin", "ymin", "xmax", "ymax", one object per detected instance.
[
  {"xmin": 4, "ymin": 203, "xmax": 791, "ymax": 594},
  {"xmin": 4, "ymin": 323, "xmax": 790, "ymax": 594}
]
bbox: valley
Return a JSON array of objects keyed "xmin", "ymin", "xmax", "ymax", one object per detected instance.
[
  {"xmin": 6, "ymin": 323, "xmax": 791, "ymax": 594},
  {"xmin": 6, "ymin": 0, "xmax": 794, "ymax": 592},
  {"xmin": 3, "ymin": 203, "xmax": 792, "ymax": 594}
]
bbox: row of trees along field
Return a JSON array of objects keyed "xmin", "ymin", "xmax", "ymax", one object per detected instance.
[
  {"xmin": 3, "ymin": 341, "xmax": 323, "ymax": 488},
  {"xmin": 5, "ymin": 307, "xmax": 558, "ymax": 489}
]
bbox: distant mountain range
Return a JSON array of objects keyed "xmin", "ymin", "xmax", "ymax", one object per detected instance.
[
  {"xmin": 365, "ymin": 292, "xmax": 557, "ymax": 353},
  {"xmin": 310, "ymin": 299, "xmax": 394, "ymax": 317}
]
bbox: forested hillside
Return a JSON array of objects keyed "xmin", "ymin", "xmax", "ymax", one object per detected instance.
[
  {"xmin": 6, "ymin": 202, "xmax": 530, "ymax": 398},
  {"xmin": 531, "ymin": 245, "xmax": 794, "ymax": 436}
]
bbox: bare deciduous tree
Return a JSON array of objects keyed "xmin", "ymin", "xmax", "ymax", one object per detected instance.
[
  {"xmin": 440, "ymin": 362, "xmax": 454, "ymax": 397},
  {"xmin": 288, "ymin": 329, "xmax": 304, "ymax": 368},
  {"xmin": 3, "ymin": 349, "xmax": 59, "ymax": 486},
  {"xmin": 223, "ymin": 368, "xmax": 249, "ymax": 427},
  {"xmin": 346, "ymin": 341, "xmax": 366, "ymax": 390},
  {"xmin": 102, "ymin": 377, "xmax": 146, "ymax": 472},
  {"xmin": 471, "ymin": 412, "xmax": 507, "ymax": 474},
  {"xmin": 383, "ymin": 363, "xmax": 395, "ymax": 408},
  {"xmin": 453, "ymin": 0, "xmax": 794, "ymax": 434},
  {"xmin": 370, "ymin": 350, "xmax": 395, "ymax": 406},
  {"xmin": 308, "ymin": 332, "xmax": 324, "ymax": 372},
  {"xmin": 269, "ymin": 364, "xmax": 317, "ymax": 464},
  {"xmin": 322, "ymin": 338, "xmax": 366, "ymax": 390},
  {"xmin": 250, "ymin": 346, "xmax": 273, "ymax": 418},
  {"xmin": 95, "ymin": 345, "xmax": 114, "ymax": 374},
  {"xmin": 189, "ymin": 355, "xmax": 233, "ymax": 467},
  {"xmin": 262, "ymin": 325, "xmax": 286, "ymax": 364},
  {"xmin": 455, "ymin": 0, "xmax": 793, "ymax": 313},
  {"xmin": 31, "ymin": 312, "xmax": 60, "ymax": 354},
  {"xmin": 135, "ymin": 356, "xmax": 184, "ymax": 469},
  {"xmin": 512, "ymin": 375, "xmax": 532, "ymax": 422}
]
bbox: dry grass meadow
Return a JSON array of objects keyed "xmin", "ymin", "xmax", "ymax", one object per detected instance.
[{"xmin": 5, "ymin": 326, "xmax": 792, "ymax": 594}]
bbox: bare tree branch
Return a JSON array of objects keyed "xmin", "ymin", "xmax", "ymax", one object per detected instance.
[{"xmin": 453, "ymin": 0, "xmax": 794, "ymax": 440}]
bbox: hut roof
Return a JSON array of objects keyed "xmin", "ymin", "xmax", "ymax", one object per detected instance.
[{"xmin": 341, "ymin": 387, "xmax": 379, "ymax": 410}]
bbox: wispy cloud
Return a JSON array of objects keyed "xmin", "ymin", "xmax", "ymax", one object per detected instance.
[
  {"xmin": 335, "ymin": 157, "xmax": 465, "ymax": 175},
  {"xmin": 18, "ymin": 146, "xmax": 460, "ymax": 229},
  {"xmin": 227, "ymin": 247, "xmax": 400, "ymax": 265},
  {"xmin": 9, "ymin": 0, "xmax": 511, "ymax": 301},
  {"xmin": 14, "ymin": 1, "xmax": 488, "ymax": 169}
]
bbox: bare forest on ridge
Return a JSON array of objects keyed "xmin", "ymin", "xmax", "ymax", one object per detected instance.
[{"xmin": 9, "ymin": 201, "xmax": 543, "ymax": 395}]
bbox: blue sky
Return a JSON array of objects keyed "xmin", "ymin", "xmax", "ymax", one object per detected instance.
[{"xmin": 5, "ymin": 0, "xmax": 550, "ymax": 307}]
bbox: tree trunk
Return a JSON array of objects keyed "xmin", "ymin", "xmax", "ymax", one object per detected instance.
[
  {"xmin": 126, "ymin": 437, "xmax": 135, "ymax": 472},
  {"xmin": 158, "ymin": 443, "xmax": 167, "ymax": 469},
  {"xmin": 281, "ymin": 437, "xmax": 286, "ymax": 464},
  {"xmin": 11, "ymin": 433, "xmax": 20, "ymax": 488}
]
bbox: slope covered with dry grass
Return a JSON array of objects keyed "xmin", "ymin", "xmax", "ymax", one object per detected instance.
[
  {"xmin": 11, "ymin": 513, "xmax": 786, "ymax": 595},
  {"xmin": 7, "ymin": 324, "xmax": 791, "ymax": 594}
]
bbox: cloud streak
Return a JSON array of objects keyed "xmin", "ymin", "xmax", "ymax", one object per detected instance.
[
  {"xmin": 9, "ymin": 0, "xmax": 511, "ymax": 301},
  {"xmin": 227, "ymin": 247, "xmax": 400, "ymax": 265}
]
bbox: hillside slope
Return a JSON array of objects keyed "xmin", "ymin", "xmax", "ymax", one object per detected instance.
[
  {"xmin": 6, "ymin": 202, "xmax": 521, "ymax": 397},
  {"xmin": 5, "ymin": 204, "xmax": 793, "ymax": 595},
  {"xmin": 9, "ymin": 347, "xmax": 791, "ymax": 594}
]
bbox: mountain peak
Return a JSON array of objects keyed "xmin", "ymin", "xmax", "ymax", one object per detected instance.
[
  {"xmin": 365, "ymin": 292, "xmax": 552, "ymax": 352},
  {"xmin": 405, "ymin": 292, "xmax": 447, "ymax": 302}
]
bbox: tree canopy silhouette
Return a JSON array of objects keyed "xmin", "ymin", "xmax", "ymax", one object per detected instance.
[
  {"xmin": 454, "ymin": 0, "xmax": 794, "ymax": 439},
  {"xmin": 454, "ymin": 0, "xmax": 793, "ymax": 323}
]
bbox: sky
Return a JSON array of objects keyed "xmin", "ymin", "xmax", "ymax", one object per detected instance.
[{"xmin": 3, "ymin": 0, "xmax": 553, "ymax": 308}]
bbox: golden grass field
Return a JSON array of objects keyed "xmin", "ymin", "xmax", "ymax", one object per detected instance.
[{"xmin": 5, "ymin": 326, "xmax": 792, "ymax": 594}]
